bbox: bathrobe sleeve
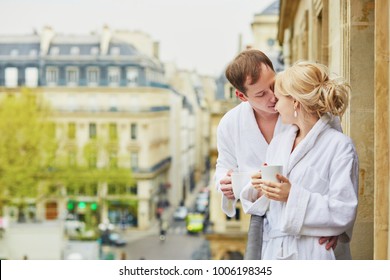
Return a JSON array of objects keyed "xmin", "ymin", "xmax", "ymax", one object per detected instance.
[
  {"xmin": 215, "ymin": 117, "xmax": 237, "ymax": 191},
  {"xmin": 240, "ymin": 183, "xmax": 269, "ymax": 216},
  {"xmin": 281, "ymin": 145, "xmax": 359, "ymax": 239},
  {"xmin": 214, "ymin": 112, "xmax": 239, "ymax": 217}
]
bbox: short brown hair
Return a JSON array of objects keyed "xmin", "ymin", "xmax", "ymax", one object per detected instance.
[{"xmin": 225, "ymin": 49, "xmax": 274, "ymax": 95}]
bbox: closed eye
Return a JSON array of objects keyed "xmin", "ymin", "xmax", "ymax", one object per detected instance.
[{"xmin": 255, "ymin": 91, "xmax": 266, "ymax": 97}]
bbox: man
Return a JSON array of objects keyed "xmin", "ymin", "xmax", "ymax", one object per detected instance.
[{"xmin": 215, "ymin": 49, "xmax": 345, "ymax": 258}]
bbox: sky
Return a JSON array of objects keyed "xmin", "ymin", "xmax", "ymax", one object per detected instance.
[{"xmin": 0, "ymin": 0, "xmax": 275, "ymax": 77}]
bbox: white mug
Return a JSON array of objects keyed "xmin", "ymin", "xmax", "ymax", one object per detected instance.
[
  {"xmin": 260, "ymin": 165, "xmax": 283, "ymax": 182},
  {"xmin": 231, "ymin": 171, "xmax": 253, "ymax": 198}
]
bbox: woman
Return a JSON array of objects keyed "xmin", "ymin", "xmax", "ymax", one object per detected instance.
[{"xmin": 240, "ymin": 61, "xmax": 359, "ymax": 259}]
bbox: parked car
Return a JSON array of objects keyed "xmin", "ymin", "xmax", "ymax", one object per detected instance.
[
  {"xmin": 64, "ymin": 216, "xmax": 85, "ymax": 236},
  {"xmin": 186, "ymin": 213, "xmax": 204, "ymax": 234},
  {"xmin": 101, "ymin": 231, "xmax": 127, "ymax": 247},
  {"xmin": 173, "ymin": 206, "xmax": 188, "ymax": 221},
  {"xmin": 195, "ymin": 193, "xmax": 209, "ymax": 213}
]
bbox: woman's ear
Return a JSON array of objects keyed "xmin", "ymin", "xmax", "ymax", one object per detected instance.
[
  {"xmin": 236, "ymin": 90, "xmax": 248, "ymax": 101},
  {"xmin": 293, "ymin": 99, "xmax": 299, "ymax": 110}
]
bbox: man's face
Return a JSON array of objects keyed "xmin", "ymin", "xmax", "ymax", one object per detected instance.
[{"xmin": 238, "ymin": 66, "xmax": 278, "ymax": 115}]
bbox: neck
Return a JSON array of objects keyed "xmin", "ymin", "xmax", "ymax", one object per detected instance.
[
  {"xmin": 253, "ymin": 110, "xmax": 279, "ymax": 122},
  {"xmin": 295, "ymin": 114, "xmax": 319, "ymax": 138},
  {"xmin": 253, "ymin": 110, "xmax": 279, "ymax": 144}
]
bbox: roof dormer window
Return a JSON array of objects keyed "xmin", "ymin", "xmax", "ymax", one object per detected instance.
[
  {"xmin": 70, "ymin": 47, "xmax": 80, "ymax": 55},
  {"xmin": 50, "ymin": 47, "xmax": 59, "ymax": 55},
  {"xmin": 29, "ymin": 49, "xmax": 38, "ymax": 57},
  {"xmin": 10, "ymin": 49, "xmax": 19, "ymax": 56},
  {"xmin": 110, "ymin": 47, "xmax": 120, "ymax": 55},
  {"xmin": 90, "ymin": 47, "xmax": 99, "ymax": 55}
]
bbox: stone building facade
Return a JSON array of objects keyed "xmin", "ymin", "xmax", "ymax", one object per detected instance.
[{"xmin": 278, "ymin": 0, "xmax": 389, "ymax": 259}]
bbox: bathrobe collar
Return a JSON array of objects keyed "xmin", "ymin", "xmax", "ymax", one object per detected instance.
[
  {"xmin": 286, "ymin": 114, "xmax": 332, "ymax": 174},
  {"xmin": 241, "ymin": 102, "xmax": 285, "ymax": 162}
]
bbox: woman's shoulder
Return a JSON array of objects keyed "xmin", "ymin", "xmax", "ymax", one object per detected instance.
[{"xmin": 322, "ymin": 128, "xmax": 357, "ymax": 157}]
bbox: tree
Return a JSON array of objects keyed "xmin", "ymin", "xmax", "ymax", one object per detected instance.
[
  {"xmin": 0, "ymin": 89, "xmax": 56, "ymax": 218},
  {"xmin": 0, "ymin": 89, "xmax": 136, "ymax": 225}
]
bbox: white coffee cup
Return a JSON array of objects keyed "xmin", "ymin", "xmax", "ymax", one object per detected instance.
[
  {"xmin": 260, "ymin": 165, "xmax": 283, "ymax": 182},
  {"xmin": 231, "ymin": 171, "xmax": 253, "ymax": 198}
]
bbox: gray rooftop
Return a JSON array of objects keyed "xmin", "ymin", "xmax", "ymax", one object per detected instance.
[{"xmin": 256, "ymin": 0, "xmax": 279, "ymax": 16}]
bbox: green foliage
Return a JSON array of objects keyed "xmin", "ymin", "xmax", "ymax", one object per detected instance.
[
  {"xmin": 0, "ymin": 89, "xmax": 56, "ymax": 202},
  {"xmin": 0, "ymin": 89, "xmax": 135, "ymax": 217}
]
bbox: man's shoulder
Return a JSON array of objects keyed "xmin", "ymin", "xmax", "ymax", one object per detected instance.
[{"xmin": 219, "ymin": 102, "xmax": 248, "ymax": 124}]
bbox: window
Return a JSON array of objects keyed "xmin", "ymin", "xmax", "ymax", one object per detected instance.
[
  {"xmin": 66, "ymin": 67, "xmax": 79, "ymax": 86},
  {"xmin": 10, "ymin": 49, "xmax": 19, "ymax": 56},
  {"xmin": 130, "ymin": 152, "xmax": 138, "ymax": 170},
  {"xmin": 48, "ymin": 122, "xmax": 56, "ymax": 139},
  {"xmin": 5, "ymin": 67, "xmax": 18, "ymax": 87},
  {"xmin": 29, "ymin": 49, "xmax": 38, "ymax": 57},
  {"xmin": 130, "ymin": 123, "xmax": 137, "ymax": 140},
  {"xmin": 126, "ymin": 68, "xmax": 138, "ymax": 86},
  {"xmin": 87, "ymin": 67, "xmax": 99, "ymax": 86},
  {"xmin": 70, "ymin": 47, "xmax": 80, "ymax": 55},
  {"xmin": 109, "ymin": 151, "xmax": 118, "ymax": 169},
  {"xmin": 68, "ymin": 123, "xmax": 76, "ymax": 139},
  {"xmin": 88, "ymin": 95, "xmax": 98, "ymax": 112},
  {"xmin": 46, "ymin": 67, "xmax": 58, "ymax": 85},
  {"xmin": 67, "ymin": 95, "xmax": 77, "ymax": 111},
  {"xmin": 230, "ymin": 86, "xmax": 235, "ymax": 99},
  {"xmin": 50, "ymin": 47, "xmax": 60, "ymax": 55},
  {"xmin": 88, "ymin": 151, "xmax": 97, "ymax": 168},
  {"xmin": 90, "ymin": 47, "xmax": 99, "ymax": 55},
  {"xmin": 68, "ymin": 151, "xmax": 77, "ymax": 167},
  {"xmin": 25, "ymin": 67, "xmax": 38, "ymax": 87},
  {"xmin": 90, "ymin": 183, "xmax": 98, "ymax": 196},
  {"xmin": 109, "ymin": 123, "xmax": 117, "ymax": 140},
  {"xmin": 109, "ymin": 96, "xmax": 118, "ymax": 112},
  {"xmin": 110, "ymin": 47, "xmax": 120, "ymax": 55},
  {"xmin": 108, "ymin": 67, "xmax": 120, "ymax": 86},
  {"xmin": 89, "ymin": 123, "xmax": 97, "ymax": 139},
  {"xmin": 108, "ymin": 183, "xmax": 117, "ymax": 195}
]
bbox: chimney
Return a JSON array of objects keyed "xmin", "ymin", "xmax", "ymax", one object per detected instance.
[
  {"xmin": 100, "ymin": 25, "xmax": 111, "ymax": 55},
  {"xmin": 238, "ymin": 33, "xmax": 243, "ymax": 53},
  {"xmin": 40, "ymin": 26, "xmax": 55, "ymax": 55},
  {"xmin": 153, "ymin": 41, "xmax": 159, "ymax": 59}
]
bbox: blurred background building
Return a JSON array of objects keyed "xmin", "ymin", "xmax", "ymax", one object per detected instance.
[{"xmin": 0, "ymin": 25, "xmax": 213, "ymax": 259}]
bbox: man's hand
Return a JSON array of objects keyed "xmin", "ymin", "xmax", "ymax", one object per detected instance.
[
  {"xmin": 319, "ymin": 236, "xmax": 338, "ymax": 250},
  {"xmin": 220, "ymin": 170, "xmax": 235, "ymax": 200}
]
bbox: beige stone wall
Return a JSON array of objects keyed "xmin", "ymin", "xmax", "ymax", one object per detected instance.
[
  {"xmin": 374, "ymin": 0, "xmax": 389, "ymax": 260},
  {"xmin": 340, "ymin": 0, "xmax": 375, "ymax": 260},
  {"xmin": 278, "ymin": 0, "xmax": 381, "ymax": 259}
]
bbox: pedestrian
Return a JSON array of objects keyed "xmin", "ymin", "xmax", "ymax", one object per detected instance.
[
  {"xmin": 241, "ymin": 61, "xmax": 359, "ymax": 259},
  {"xmin": 215, "ymin": 49, "xmax": 344, "ymax": 258}
]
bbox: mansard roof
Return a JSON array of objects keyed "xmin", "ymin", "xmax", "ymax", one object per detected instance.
[
  {"xmin": 256, "ymin": 0, "xmax": 279, "ymax": 16},
  {"xmin": 0, "ymin": 32, "xmax": 162, "ymax": 70}
]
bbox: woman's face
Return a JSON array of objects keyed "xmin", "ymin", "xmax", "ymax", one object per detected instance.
[{"xmin": 274, "ymin": 87, "xmax": 295, "ymax": 124}]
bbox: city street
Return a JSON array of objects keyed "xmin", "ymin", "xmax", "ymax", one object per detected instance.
[{"xmin": 105, "ymin": 220, "xmax": 209, "ymax": 260}]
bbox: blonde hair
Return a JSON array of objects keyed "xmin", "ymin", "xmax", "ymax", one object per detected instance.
[{"xmin": 275, "ymin": 61, "xmax": 350, "ymax": 118}]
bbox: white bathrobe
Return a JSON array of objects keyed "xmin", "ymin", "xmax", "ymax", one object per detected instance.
[
  {"xmin": 240, "ymin": 114, "xmax": 359, "ymax": 260},
  {"xmin": 215, "ymin": 101, "xmax": 288, "ymax": 217}
]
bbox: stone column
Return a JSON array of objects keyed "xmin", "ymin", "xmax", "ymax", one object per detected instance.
[{"xmin": 374, "ymin": 0, "xmax": 389, "ymax": 260}]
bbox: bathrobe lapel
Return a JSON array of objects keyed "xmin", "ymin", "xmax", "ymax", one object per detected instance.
[
  {"xmin": 286, "ymin": 115, "xmax": 331, "ymax": 175},
  {"xmin": 241, "ymin": 102, "xmax": 286, "ymax": 166}
]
